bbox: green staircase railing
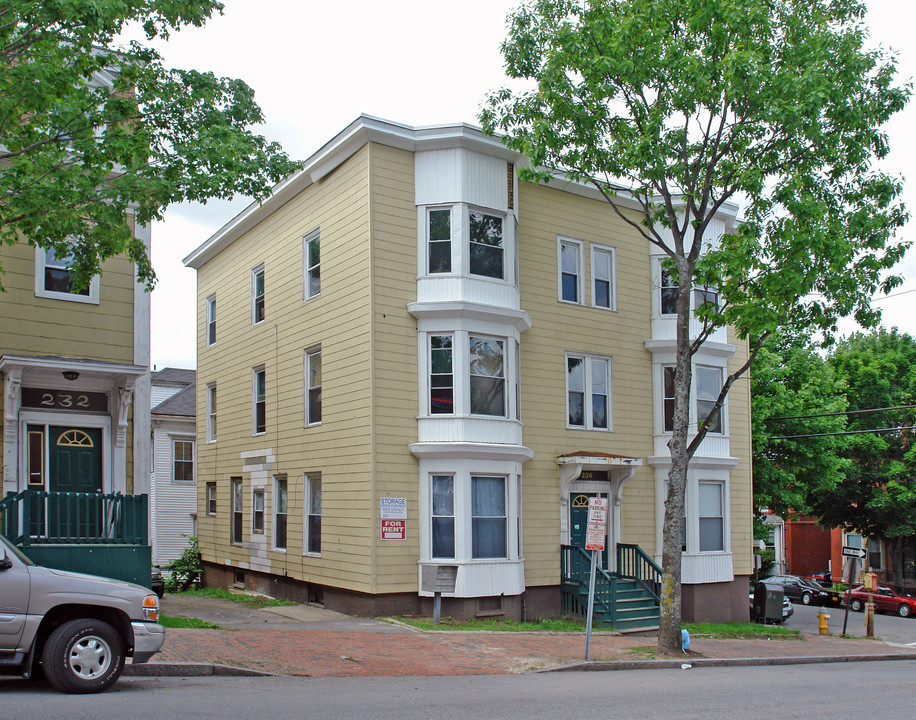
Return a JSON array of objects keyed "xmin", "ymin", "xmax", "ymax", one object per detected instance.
[
  {"xmin": 0, "ymin": 489, "xmax": 148, "ymax": 546},
  {"xmin": 561, "ymin": 543, "xmax": 663, "ymax": 630}
]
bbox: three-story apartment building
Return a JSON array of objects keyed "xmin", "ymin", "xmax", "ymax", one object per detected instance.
[{"xmin": 185, "ymin": 116, "xmax": 752, "ymax": 622}]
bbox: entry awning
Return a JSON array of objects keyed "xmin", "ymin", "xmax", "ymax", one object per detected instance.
[{"xmin": 556, "ymin": 451, "xmax": 642, "ymax": 467}]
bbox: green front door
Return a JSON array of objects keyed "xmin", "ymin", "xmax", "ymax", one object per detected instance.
[
  {"xmin": 569, "ymin": 493, "xmax": 609, "ymax": 568},
  {"xmin": 48, "ymin": 427, "xmax": 103, "ymax": 538}
]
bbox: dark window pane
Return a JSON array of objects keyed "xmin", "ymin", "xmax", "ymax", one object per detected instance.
[
  {"xmin": 699, "ymin": 517, "xmax": 724, "ymax": 552},
  {"xmin": 469, "ymin": 211, "xmax": 502, "ymax": 246},
  {"xmin": 664, "ymin": 399, "xmax": 675, "ymax": 432},
  {"xmin": 432, "ymin": 517, "xmax": 455, "ymax": 558},
  {"xmin": 309, "ymin": 389, "xmax": 322, "ymax": 423},
  {"xmin": 470, "ymin": 377, "xmax": 504, "ymax": 416},
  {"xmin": 470, "ymin": 243, "xmax": 503, "ymax": 279},
  {"xmin": 276, "ymin": 514, "xmax": 287, "ymax": 549},
  {"xmin": 561, "ymin": 273, "xmax": 578, "ymax": 302},
  {"xmin": 430, "ymin": 386, "xmax": 453, "ymax": 414},
  {"xmin": 308, "ymin": 516, "xmax": 321, "ymax": 553},
  {"xmin": 429, "ymin": 209, "xmax": 451, "ymax": 240},
  {"xmin": 472, "ymin": 518, "xmax": 507, "ymax": 558},
  {"xmin": 429, "ymin": 242, "xmax": 451, "ymax": 273},
  {"xmin": 661, "ymin": 288, "xmax": 678, "ymax": 314},
  {"xmin": 592, "ymin": 394, "xmax": 607, "ymax": 429},
  {"xmin": 595, "ymin": 279, "xmax": 610, "ymax": 308},
  {"xmin": 432, "ymin": 476, "xmax": 454, "ymax": 515},
  {"xmin": 568, "ymin": 391, "xmax": 584, "ymax": 426}
]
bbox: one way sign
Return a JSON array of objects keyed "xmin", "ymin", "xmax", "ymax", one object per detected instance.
[{"xmin": 842, "ymin": 545, "xmax": 867, "ymax": 559}]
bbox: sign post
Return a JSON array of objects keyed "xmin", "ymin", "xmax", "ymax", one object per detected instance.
[
  {"xmin": 584, "ymin": 497, "xmax": 608, "ymax": 660},
  {"xmin": 840, "ymin": 555, "xmax": 861, "ymax": 636}
]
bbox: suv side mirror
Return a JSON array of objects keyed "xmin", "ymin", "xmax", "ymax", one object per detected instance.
[{"xmin": 0, "ymin": 550, "xmax": 11, "ymax": 570}]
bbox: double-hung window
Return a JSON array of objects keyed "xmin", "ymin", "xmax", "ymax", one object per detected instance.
[
  {"xmin": 429, "ymin": 335, "xmax": 454, "ymax": 414},
  {"xmin": 469, "ymin": 336, "xmax": 505, "ymax": 417},
  {"xmin": 428, "ymin": 208, "xmax": 452, "ymax": 274},
  {"xmin": 558, "ymin": 237, "xmax": 583, "ymax": 303},
  {"xmin": 253, "ymin": 367, "xmax": 266, "ymax": 435},
  {"xmin": 305, "ymin": 473, "xmax": 321, "ymax": 554},
  {"xmin": 252, "ymin": 490, "xmax": 265, "ymax": 533},
  {"xmin": 206, "ymin": 295, "xmax": 216, "ymax": 346},
  {"xmin": 252, "ymin": 264, "xmax": 265, "ymax": 324},
  {"xmin": 660, "ymin": 267, "xmax": 678, "ymax": 315},
  {"xmin": 663, "ymin": 366, "xmax": 676, "ymax": 432},
  {"xmin": 471, "ymin": 476, "xmax": 507, "ymax": 559},
  {"xmin": 304, "ymin": 229, "xmax": 320, "ymax": 300},
  {"xmin": 305, "ymin": 347, "xmax": 322, "ymax": 425},
  {"xmin": 695, "ymin": 365, "xmax": 723, "ymax": 434},
  {"xmin": 591, "ymin": 245, "xmax": 616, "ymax": 310},
  {"xmin": 274, "ymin": 476, "xmax": 287, "ymax": 550},
  {"xmin": 206, "ymin": 383, "xmax": 217, "ymax": 442},
  {"xmin": 469, "ymin": 210, "xmax": 504, "ymax": 279},
  {"xmin": 698, "ymin": 481, "xmax": 725, "ymax": 552},
  {"xmin": 206, "ymin": 482, "xmax": 217, "ymax": 515},
  {"xmin": 431, "ymin": 475, "xmax": 455, "ymax": 559},
  {"xmin": 35, "ymin": 246, "xmax": 99, "ymax": 303},
  {"xmin": 172, "ymin": 439, "xmax": 194, "ymax": 482},
  {"xmin": 566, "ymin": 354, "xmax": 612, "ymax": 430},
  {"xmin": 231, "ymin": 478, "xmax": 243, "ymax": 544}
]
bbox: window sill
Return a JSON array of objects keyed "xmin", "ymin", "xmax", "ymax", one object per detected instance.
[{"xmin": 302, "ymin": 552, "xmax": 321, "ymax": 559}]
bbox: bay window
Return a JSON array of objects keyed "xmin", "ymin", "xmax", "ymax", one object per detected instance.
[{"xmin": 471, "ymin": 476, "xmax": 507, "ymax": 559}]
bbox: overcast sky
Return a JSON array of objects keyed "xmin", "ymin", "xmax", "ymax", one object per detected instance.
[{"xmin": 143, "ymin": 0, "xmax": 916, "ymax": 370}]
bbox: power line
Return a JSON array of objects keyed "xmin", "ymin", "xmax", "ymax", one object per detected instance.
[
  {"xmin": 773, "ymin": 425, "xmax": 915, "ymax": 440},
  {"xmin": 768, "ymin": 404, "xmax": 916, "ymax": 422}
]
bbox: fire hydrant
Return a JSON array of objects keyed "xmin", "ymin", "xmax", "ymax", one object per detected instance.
[{"xmin": 818, "ymin": 609, "xmax": 830, "ymax": 635}]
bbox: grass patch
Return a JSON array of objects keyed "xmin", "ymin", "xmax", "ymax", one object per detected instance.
[
  {"xmin": 167, "ymin": 587, "xmax": 295, "ymax": 609},
  {"xmin": 158, "ymin": 615, "xmax": 221, "ymax": 629},
  {"xmin": 394, "ymin": 616, "xmax": 616, "ymax": 632},
  {"xmin": 684, "ymin": 621, "xmax": 800, "ymax": 638}
]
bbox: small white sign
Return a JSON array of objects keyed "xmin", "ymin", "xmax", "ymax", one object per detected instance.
[
  {"xmin": 380, "ymin": 497, "xmax": 407, "ymax": 519},
  {"xmin": 586, "ymin": 497, "xmax": 608, "ymax": 551},
  {"xmin": 842, "ymin": 546, "xmax": 867, "ymax": 559}
]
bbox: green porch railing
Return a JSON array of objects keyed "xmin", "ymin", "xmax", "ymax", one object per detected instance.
[
  {"xmin": 560, "ymin": 544, "xmax": 621, "ymax": 625},
  {"xmin": 617, "ymin": 543, "xmax": 663, "ymax": 602},
  {"xmin": 0, "ymin": 490, "xmax": 148, "ymax": 546}
]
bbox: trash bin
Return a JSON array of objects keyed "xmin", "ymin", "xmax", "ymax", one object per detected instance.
[{"xmin": 752, "ymin": 581, "xmax": 784, "ymax": 624}]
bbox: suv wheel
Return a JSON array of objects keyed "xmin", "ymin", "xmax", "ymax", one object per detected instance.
[
  {"xmin": 850, "ymin": 598, "xmax": 864, "ymax": 612},
  {"xmin": 42, "ymin": 618, "xmax": 125, "ymax": 693}
]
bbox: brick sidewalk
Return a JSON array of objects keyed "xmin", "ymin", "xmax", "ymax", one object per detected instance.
[{"xmin": 150, "ymin": 627, "xmax": 916, "ymax": 677}]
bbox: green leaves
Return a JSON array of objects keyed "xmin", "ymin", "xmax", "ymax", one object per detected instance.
[{"xmin": 0, "ymin": 0, "xmax": 300, "ymax": 290}]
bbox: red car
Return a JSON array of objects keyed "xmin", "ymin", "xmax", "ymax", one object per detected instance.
[{"xmin": 844, "ymin": 585, "xmax": 916, "ymax": 618}]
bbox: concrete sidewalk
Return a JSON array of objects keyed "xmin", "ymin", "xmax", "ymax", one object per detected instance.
[{"xmin": 126, "ymin": 594, "xmax": 916, "ymax": 678}]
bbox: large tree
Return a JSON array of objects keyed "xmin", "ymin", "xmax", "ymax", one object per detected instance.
[
  {"xmin": 752, "ymin": 331, "xmax": 849, "ymax": 520},
  {"xmin": 0, "ymin": 1, "xmax": 299, "ymax": 290},
  {"xmin": 812, "ymin": 329, "xmax": 916, "ymax": 587},
  {"xmin": 481, "ymin": 0, "xmax": 910, "ymax": 652}
]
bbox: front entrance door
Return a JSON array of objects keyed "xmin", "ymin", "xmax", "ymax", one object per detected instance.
[
  {"xmin": 48, "ymin": 427, "xmax": 103, "ymax": 538},
  {"xmin": 569, "ymin": 492, "xmax": 609, "ymax": 568}
]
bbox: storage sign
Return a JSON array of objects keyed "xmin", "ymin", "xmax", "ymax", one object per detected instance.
[{"xmin": 380, "ymin": 497, "xmax": 407, "ymax": 519}]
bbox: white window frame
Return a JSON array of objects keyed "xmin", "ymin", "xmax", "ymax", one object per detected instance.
[
  {"xmin": 304, "ymin": 347, "xmax": 322, "ymax": 426},
  {"xmin": 431, "ymin": 474, "xmax": 456, "ymax": 559},
  {"xmin": 471, "ymin": 475, "xmax": 508, "ymax": 560},
  {"xmin": 206, "ymin": 294, "xmax": 216, "ymax": 347},
  {"xmin": 171, "ymin": 437, "xmax": 195, "ymax": 483},
  {"xmin": 206, "ymin": 482, "xmax": 217, "ymax": 515},
  {"xmin": 565, "ymin": 352, "xmax": 613, "ymax": 431},
  {"xmin": 557, "ymin": 236, "xmax": 584, "ymax": 304},
  {"xmin": 468, "ymin": 207, "xmax": 505, "ymax": 281},
  {"xmin": 252, "ymin": 366, "xmax": 266, "ymax": 436},
  {"xmin": 252, "ymin": 489, "xmax": 265, "ymax": 534},
  {"xmin": 231, "ymin": 478, "xmax": 243, "ymax": 545},
  {"xmin": 591, "ymin": 244, "xmax": 617, "ymax": 311},
  {"xmin": 662, "ymin": 365, "xmax": 676, "ymax": 433},
  {"xmin": 698, "ymin": 480, "xmax": 726, "ymax": 553},
  {"xmin": 251, "ymin": 263, "xmax": 265, "ymax": 325},
  {"xmin": 303, "ymin": 228, "xmax": 320, "ymax": 301},
  {"xmin": 695, "ymin": 365, "xmax": 725, "ymax": 435},
  {"xmin": 206, "ymin": 383, "xmax": 217, "ymax": 443},
  {"xmin": 274, "ymin": 476, "xmax": 287, "ymax": 551},
  {"xmin": 34, "ymin": 246, "xmax": 99, "ymax": 304},
  {"xmin": 468, "ymin": 335, "xmax": 506, "ymax": 418},
  {"xmin": 429, "ymin": 334, "xmax": 454, "ymax": 415},
  {"xmin": 303, "ymin": 472, "xmax": 321, "ymax": 556},
  {"xmin": 426, "ymin": 206, "xmax": 453, "ymax": 275}
]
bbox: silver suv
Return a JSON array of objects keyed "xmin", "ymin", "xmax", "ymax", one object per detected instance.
[{"xmin": 0, "ymin": 533, "xmax": 165, "ymax": 693}]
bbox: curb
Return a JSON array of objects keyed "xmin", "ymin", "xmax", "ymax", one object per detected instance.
[
  {"xmin": 545, "ymin": 653, "xmax": 916, "ymax": 672},
  {"xmin": 124, "ymin": 662, "xmax": 275, "ymax": 677}
]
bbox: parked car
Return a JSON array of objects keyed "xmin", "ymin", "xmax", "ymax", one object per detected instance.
[
  {"xmin": 802, "ymin": 570, "xmax": 832, "ymax": 586},
  {"xmin": 748, "ymin": 590, "xmax": 794, "ymax": 622},
  {"xmin": 763, "ymin": 574, "xmax": 843, "ymax": 606},
  {"xmin": 151, "ymin": 566, "xmax": 165, "ymax": 598},
  {"xmin": 843, "ymin": 585, "xmax": 916, "ymax": 618},
  {"xmin": 0, "ymin": 533, "xmax": 165, "ymax": 693}
]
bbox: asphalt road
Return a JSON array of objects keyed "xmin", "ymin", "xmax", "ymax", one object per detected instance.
[
  {"xmin": 3, "ymin": 661, "xmax": 916, "ymax": 719},
  {"xmin": 786, "ymin": 601, "xmax": 916, "ymax": 646}
]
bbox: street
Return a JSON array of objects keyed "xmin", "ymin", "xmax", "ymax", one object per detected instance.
[
  {"xmin": 2, "ymin": 661, "xmax": 916, "ymax": 720},
  {"xmin": 786, "ymin": 602, "xmax": 916, "ymax": 646}
]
